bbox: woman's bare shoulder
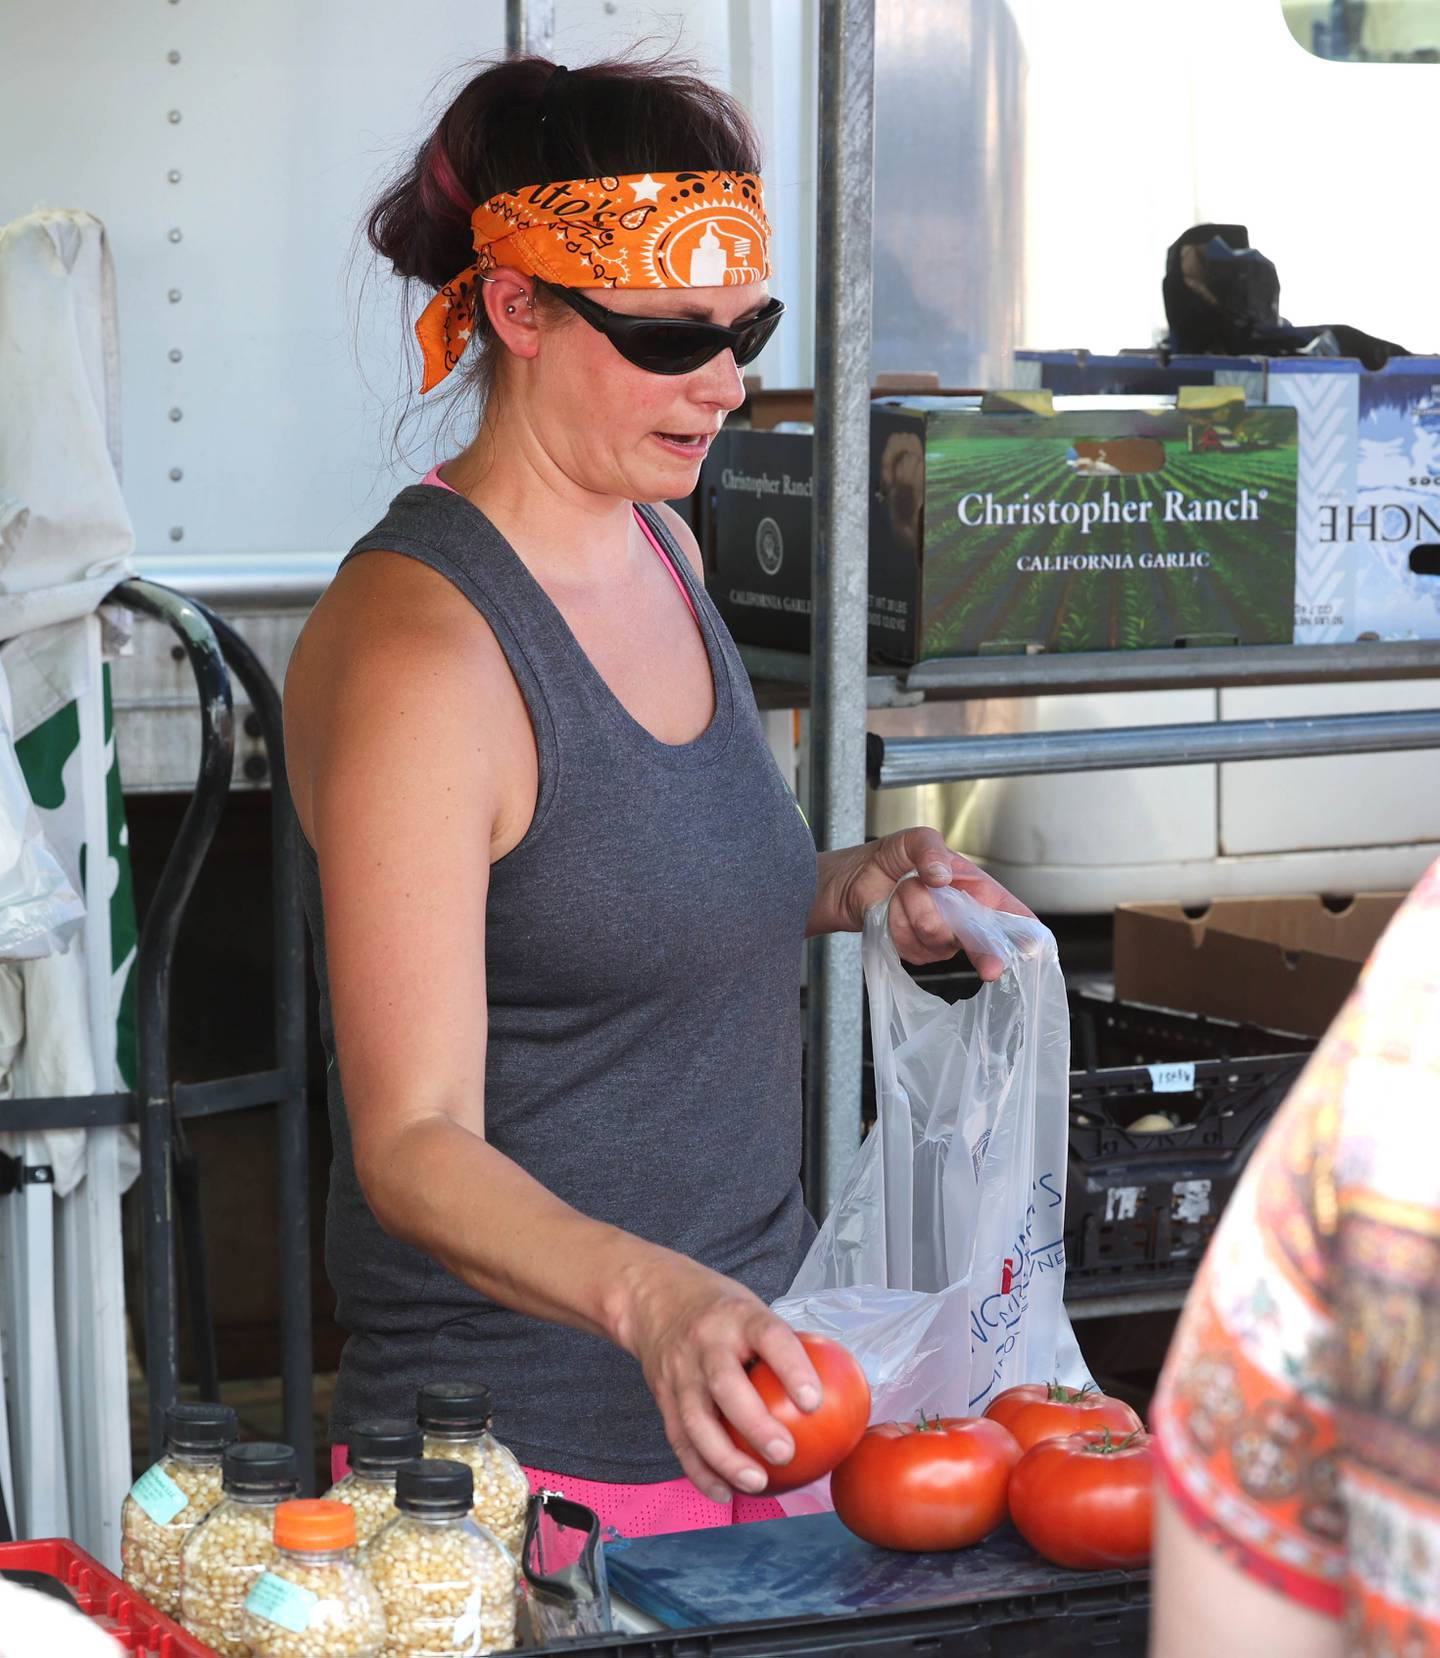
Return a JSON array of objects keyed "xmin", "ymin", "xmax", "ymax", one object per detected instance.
[
  {"xmin": 284, "ymin": 548, "xmax": 533, "ymax": 847},
  {"xmin": 289, "ymin": 549, "xmax": 510, "ymax": 720}
]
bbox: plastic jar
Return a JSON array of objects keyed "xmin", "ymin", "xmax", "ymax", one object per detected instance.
[
  {"xmin": 364, "ymin": 1458, "xmax": 519, "ymax": 1657},
  {"xmin": 240, "ymin": 1499, "xmax": 386, "ymax": 1658},
  {"xmin": 325, "ymin": 1419, "xmax": 424, "ymax": 1545},
  {"xmin": 179, "ymin": 1441, "xmax": 300, "ymax": 1655},
  {"xmin": 120, "ymin": 1401, "xmax": 237, "ymax": 1617},
  {"xmin": 418, "ymin": 1384, "xmax": 530, "ymax": 1559}
]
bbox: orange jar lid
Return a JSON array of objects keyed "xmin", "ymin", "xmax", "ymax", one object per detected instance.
[{"xmin": 274, "ymin": 1498, "xmax": 356, "ymax": 1552}]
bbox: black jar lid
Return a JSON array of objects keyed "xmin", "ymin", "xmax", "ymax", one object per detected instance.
[
  {"xmin": 349, "ymin": 1420, "xmax": 425, "ymax": 1473},
  {"xmin": 395, "ymin": 1457, "xmax": 474, "ymax": 1517},
  {"xmin": 417, "ymin": 1382, "xmax": 492, "ymax": 1433},
  {"xmin": 164, "ymin": 1402, "xmax": 238, "ymax": 1452},
  {"xmin": 222, "ymin": 1442, "xmax": 300, "ymax": 1497}
]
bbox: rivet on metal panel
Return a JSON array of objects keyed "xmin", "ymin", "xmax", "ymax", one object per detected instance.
[
  {"xmin": 167, "ymin": 49, "xmax": 181, "ymax": 63},
  {"xmin": 168, "ymin": 407, "xmax": 183, "ymax": 422},
  {"xmin": 170, "ymin": 645, "xmax": 185, "ymax": 662},
  {"xmin": 243, "ymin": 755, "xmax": 270, "ymax": 783},
  {"xmin": 168, "ymin": 169, "xmax": 182, "ymax": 183},
  {"xmin": 169, "ymin": 348, "xmax": 183, "ymax": 362},
  {"xmin": 169, "ymin": 527, "xmax": 184, "ymax": 542},
  {"xmin": 168, "ymin": 227, "xmax": 183, "ymax": 243},
  {"xmin": 169, "ymin": 467, "xmax": 183, "ymax": 481},
  {"xmin": 244, "ymin": 712, "xmax": 263, "ymax": 739},
  {"xmin": 168, "ymin": 109, "xmax": 182, "ymax": 124},
  {"xmin": 168, "ymin": 288, "xmax": 182, "ymax": 302}
]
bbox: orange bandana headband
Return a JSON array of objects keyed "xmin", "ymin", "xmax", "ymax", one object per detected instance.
[{"xmin": 415, "ymin": 170, "xmax": 771, "ymax": 393}]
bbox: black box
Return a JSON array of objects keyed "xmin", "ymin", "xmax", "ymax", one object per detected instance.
[{"xmin": 698, "ymin": 415, "xmax": 925, "ymax": 664}]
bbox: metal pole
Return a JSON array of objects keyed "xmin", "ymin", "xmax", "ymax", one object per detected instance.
[
  {"xmin": 804, "ymin": 0, "xmax": 875, "ymax": 1220},
  {"xmin": 871, "ymin": 707, "xmax": 1440, "ymax": 789},
  {"xmin": 505, "ymin": 0, "xmax": 556, "ymax": 58}
]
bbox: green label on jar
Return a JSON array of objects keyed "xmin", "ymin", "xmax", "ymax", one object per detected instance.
[
  {"xmin": 129, "ymin": 1464, "xmax": 188, "ymax": 1525},
  {"xmin": 244, "ymin": 1570, "xmax": 318, "ymax": 1633}
]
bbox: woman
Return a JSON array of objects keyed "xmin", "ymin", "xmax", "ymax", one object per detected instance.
[{"xmin": 285, "ymin": 53, "xmax": 1029, "ymax": 1537}]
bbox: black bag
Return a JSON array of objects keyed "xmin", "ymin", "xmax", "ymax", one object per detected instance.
[{"xmin": 1162, "ymin": 223, "xmax": 1408, "ymax": 369}]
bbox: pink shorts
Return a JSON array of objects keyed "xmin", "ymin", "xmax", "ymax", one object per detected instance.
[{"xmin": 330, "ymin": 1444, "xmax": 784, "ymax": 1538}]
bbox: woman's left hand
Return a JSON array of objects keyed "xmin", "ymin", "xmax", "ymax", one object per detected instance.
[{"xmin": 815, "ymin": 827, "xmax": 1035, "ymax": 979}]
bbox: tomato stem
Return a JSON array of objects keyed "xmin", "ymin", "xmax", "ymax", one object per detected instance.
[{"xmin": 1083, "ymin": 1427, "xmax": 1142, "ymax": 1456}]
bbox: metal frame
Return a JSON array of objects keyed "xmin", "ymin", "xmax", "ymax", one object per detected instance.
[
  {"xmin": 505, "ymin": 0, "xmax": 555, "ymax": 59},
  {"xmin": 871, "ymin": 707, "xmax": 1440, "ymax": 788},
  {"xmin": 752, "ymin": 637, "xmax": 1440, "ymax": 708},
  {"xmin": 804, "ymin": 0, "xmax": 876, "ymax": 1221},
  {"xmin": 0, "ymin": 580, "xmax": 313, "ymax": 1485},
  {"xmin": 803, "ymin": 2, "xmax": 1440, "ymax": 1226}
]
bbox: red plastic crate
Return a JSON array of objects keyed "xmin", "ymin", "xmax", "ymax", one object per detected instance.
[{"xmin": 0, "ymin": 1537, "xmax": 215, "ymax": 1655}]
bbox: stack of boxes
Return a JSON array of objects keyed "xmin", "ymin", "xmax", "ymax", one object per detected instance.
[{"xmin": 700, "ymin": 353, "xmax": 1440, "ymax": 662}]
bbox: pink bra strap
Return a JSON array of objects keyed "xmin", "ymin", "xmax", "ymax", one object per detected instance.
[
  {"xmin": 420, "ymin": 466, "xmax": 699, "ymax": 626},
  {"xmin": 632, "ymin": 507, "xmax": 701, "ymax": 626}
]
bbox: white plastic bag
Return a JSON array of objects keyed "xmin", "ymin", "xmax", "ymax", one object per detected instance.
[{"xmin": 773, "ymin": 884, "xmax": 1087, "ymax": 1511}]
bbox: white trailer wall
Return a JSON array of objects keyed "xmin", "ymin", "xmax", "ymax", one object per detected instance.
[{"xmin": 1, "ymin": 1, "xmax": 817, "ymax": 559}]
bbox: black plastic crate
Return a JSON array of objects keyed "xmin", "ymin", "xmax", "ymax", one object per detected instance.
[
  {"xmin": 848, "ymin": 971, "xmax": 1314, "ymax": 1301},
  {"xmin": 598, "ymin": 1511, "xmax": 1148, "ymax": 1657},
  {"xmin": 1060, "ymin": 995, "xmax": 1312, "ymax": 1298}
]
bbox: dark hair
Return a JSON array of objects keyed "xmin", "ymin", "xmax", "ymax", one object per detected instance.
[{"xmin": 366, "ymin": 53, "xmax": 763, "ymax": 419}]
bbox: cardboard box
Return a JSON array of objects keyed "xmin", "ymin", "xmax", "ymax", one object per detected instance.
[
  {"xmin": 1014, "ymin": 349, "xmax": 1264, "ymax": 401},
  {"xmin": 700, "ymin": 413, "xmax": 931, "ymax": 662},
  {"xmin": 702, "ymin": 389, "xmax": 1298, "ymax": 663},
  {"xmin": 742, "ymin": 375, "xmax": 973, "ymax": 432},
  {"xmin": 1016, "ymin": 349, "xmax": 1440, "ymax": 643},
  {"xmin": 1264, "ymin": 357, "xmax": 1440, "ymax": 643},
  {"xmin": 1113, "ymin": 892, "xmax": 1404, "ymax": 1037},
  {"xmin": 908, "ymin": 389, "xmax": 1296, "ymax": 656}
]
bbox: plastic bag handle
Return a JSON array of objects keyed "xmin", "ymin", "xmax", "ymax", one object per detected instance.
[{"xmin": 867, "ymin": 877, "xmax": 1050, "ymax": 987}]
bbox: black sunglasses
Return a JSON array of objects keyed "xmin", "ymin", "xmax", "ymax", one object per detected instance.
[{"xmin": 535, "ymin": 280, "xmax": 785, "ymax": 375}]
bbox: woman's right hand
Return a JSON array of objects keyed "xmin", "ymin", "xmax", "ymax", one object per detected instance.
[{"xmin": 614, "ymin": 1250, "xmax": 824, "ymax": 1504}]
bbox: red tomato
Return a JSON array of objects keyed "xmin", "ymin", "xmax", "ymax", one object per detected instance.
[
  {"xmin": 830, "ymin": 1414, "xmax": 1022, "ymax": 1552},
  {"xmin": 1007, "ymin": 1428, "xmax": 1154, "ymax": 1569},
  {"xmin": 983, "ymin": 1382, "xmax": 1142, "ymax": 1452},
  {"xmin": 725, "ymin": 1333, "xmax": 871, "ymax": 1494}
]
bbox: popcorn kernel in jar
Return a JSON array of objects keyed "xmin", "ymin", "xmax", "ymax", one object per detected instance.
[
  {"xmin": 365, "ymin": 1458, "xmax": 520, "ymax": 1657},
  {"xmin": 120, "ymin": 1401, "xmax": 236, "ymax": 1618},
  {"xmin": 241, "ymin": 1499, "xmax": 385, "ymax": 1658},
  {"xmin": 418, "ymin": 1382, "xmax": 530, "ymax": 1561},
  {"xmin": 179, "ymin": 1440, "xmax": 300, "ymax": 1654}
]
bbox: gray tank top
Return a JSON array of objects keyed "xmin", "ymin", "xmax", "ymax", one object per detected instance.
[{"xmin": 298, "ymin": 485, "xmax": 818, "ymax": 1481}]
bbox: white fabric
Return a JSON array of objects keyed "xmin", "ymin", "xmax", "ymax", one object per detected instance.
[
  {"xmin": 0, "ymin": 209, "xmax": 138, "ymax": 1563},
  {"xmin": 0, "ymin": 210, "xmax": 133, "ymax": 638},
  {"xmin": 0, "ymin": 1578, "xmax": 120, "ymax": 1658},
  {"xmin": 0, "ymin": 631, "xmax": 106, "ymax": 1197}
]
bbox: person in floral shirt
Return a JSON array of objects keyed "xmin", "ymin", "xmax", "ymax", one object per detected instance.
[{"xmin": 1152, "ymin": 858, "xmax": 1440, "ymax": 1656}]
